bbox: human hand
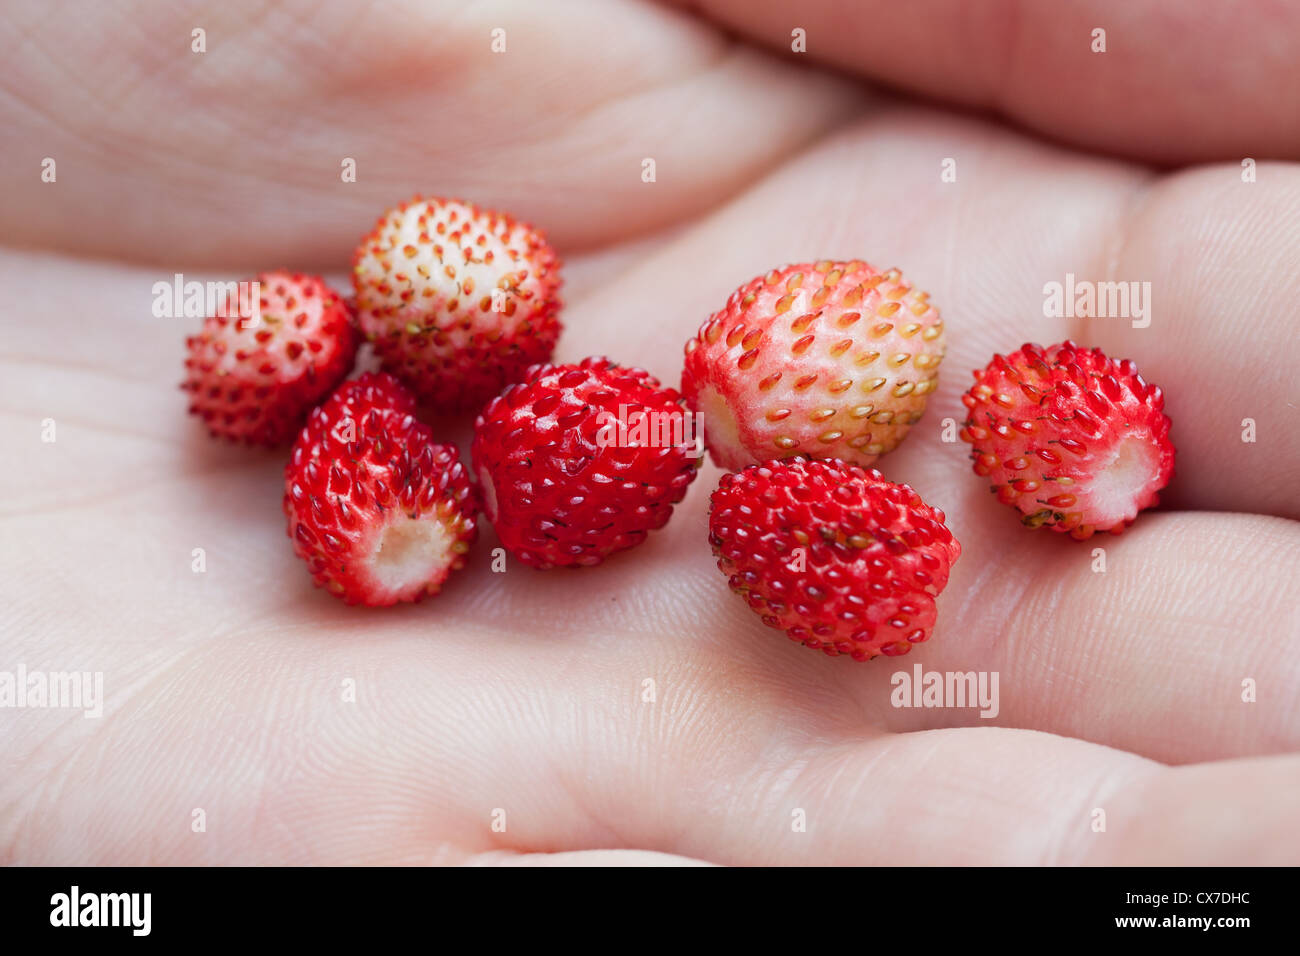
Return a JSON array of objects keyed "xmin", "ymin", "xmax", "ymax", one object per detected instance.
[{"xmin": 2, "ymin": 0, "xmax": 1297, "ymax": 865}]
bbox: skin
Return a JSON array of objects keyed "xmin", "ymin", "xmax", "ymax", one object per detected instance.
[{"xmin": 1, "ymin": 0, "xmax": 1298, "ymax": 865}]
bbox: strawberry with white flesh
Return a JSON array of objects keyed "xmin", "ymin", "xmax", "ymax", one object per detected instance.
[
  {"xmin": 352, "ymin": 196, "xmax": 563, "ymax": 412},
  {"xmin": 283, "ymin": 373, "xmax": 478, "ymax": 605},
  {"xmin": 960, "ymin": 341, "xmax": 1174, "ymax": 539},
  {"xmin": 682, "ymin": 260, "xmax": 945, "ymax": 471},
  {"xmin": 183, "ymin": 271, "xmax": 358, "ymax": 445}
]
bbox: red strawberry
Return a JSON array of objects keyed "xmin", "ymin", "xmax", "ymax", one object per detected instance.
[
  {"xmin": 183, "ymin": 271, "xmax": 358, "ymax": 445},
  {"xmin": 352, "ymin": 196, "xmax": 563, "ymax": 412},
  {"xmin": 959, "ymin": 341, "xmax": 1174, "ymax": 539},
  {"xmin": 682, "ymin": 260, "xmax": 945, "ymax": 472},
  {"xmin": 295, "ymin": 369, "xmax": 416, "ymax": 454},
  {"xmin": 709, "ymin": 458, "xmax": 960, "ymax": 661},
  {"xmin": 284, "ymin": 373, "xmax": 478, "ymax": 605},
  {"xmin": 472, "ymin": 356, "xmax": 701, "ymax": 569}
]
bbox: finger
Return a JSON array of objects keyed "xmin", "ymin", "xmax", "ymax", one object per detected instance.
[
  {"xmin": 10, "ymin": 615, "xmax": 1290, "ymax": 865},
  {"xmin": 1097, "ymin": 754, "xmax": 1300, "ymax": 865},
  {"xmin": 19, "ymin": 609, "xmax": 1290, "ymax": 868},
  {"xmin": 1077, "ymin": 164, "xmax": 1300, "ymax": 519},
  {"xmin": 650, "ymin": 731, "xmax": 1300, "ymax": 865},
  {"xmin": 870, "ymin": 506, "xmax": 1300, "ymax": 764},
  {"xmin": 0, "ymin": 0, "xmax": 862, "ymax": 266},
  {"xmin": 561, "ymin": 110, "xmax": 1300, "ymax": 519},
  {"xmin": 671, "ymin": 0, "xmax": 1300, "ymax": 163}
]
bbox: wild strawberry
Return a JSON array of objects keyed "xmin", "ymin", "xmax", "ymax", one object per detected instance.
[
  {"xmin": 294, "ymin": 370, "xmax": 416, "ymax": 456},
  {"xmin": 284, "ymin": 373, "xmax": 478, "ymax": 605},
  {"xmin": 709, "ymin": 458, "xmax": 960, "ymax": 661},
  {"xmin": 682, "ymin": 260, "xmax": 944, "ymax": 471},
  {"xmin": 183, "ymin": 271, "xmax": 358, "ymax": 445},
  {"xmin": 959, "ymin": 341, "xmax": 1174, "ymax": 539},
  {"xmin": 352, "ymin": 196, "xmax": 563, "ymax": 412},
  {"xmin": 472, "ymin": 356, "xmax": 701, "ymax": 569}
]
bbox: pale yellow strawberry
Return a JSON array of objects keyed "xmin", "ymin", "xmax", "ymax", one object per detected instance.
[
  {"xmin": 352, "ymin": 196, "xmax": 562, "ymax": 412},
  {"xmin": 682, "ymin": 261, "xmax": 945, "ymax": 471}
]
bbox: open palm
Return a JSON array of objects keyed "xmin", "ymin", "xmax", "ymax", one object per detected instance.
[{"xmin": 2, "ymin": 0, "xmax": 1298, "ymax": 865}]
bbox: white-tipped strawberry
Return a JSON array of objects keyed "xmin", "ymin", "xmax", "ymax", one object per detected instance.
[
  {"xmin": 182, "ymin": 271, "xmax": 359, "ymax": 446},
  {"xmin": 682, "ymin": 260, "xmax": 945, "ymax": 471},
  {"xmin": 960, "ymin": 341, "xmax": 1174, "ymax": 539},
  {"xmin": 283, "ymin": 373, "xmax": 478, "ymax": 605},
  {"xmin": 351, "ymin": 196, "xmax": 563, "ymax": 412}
]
